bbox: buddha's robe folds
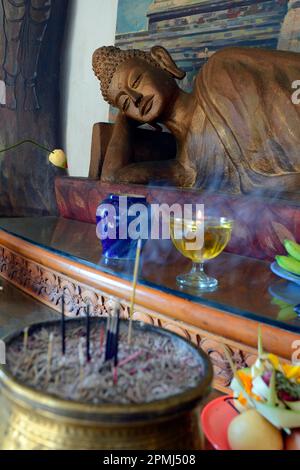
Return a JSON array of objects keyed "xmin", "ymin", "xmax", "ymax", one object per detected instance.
[{"xmin": 194, "ymin": 47, "xmax": 300, "ymax": 193}]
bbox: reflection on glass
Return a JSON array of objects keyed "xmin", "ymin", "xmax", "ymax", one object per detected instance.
[
  {"xmin": 170, "ymin": 216, "xmax": 233, "ymax": 291},
  {"xmin": 269, "ymin": 282, "xmax": 300, "ymax": 321}
]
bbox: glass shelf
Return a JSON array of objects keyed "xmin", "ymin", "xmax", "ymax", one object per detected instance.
[{"xmin": 0, "ymin": 216, "xmax": 300, "ymax": 334}]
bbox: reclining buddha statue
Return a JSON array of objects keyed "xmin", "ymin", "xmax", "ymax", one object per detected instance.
[{"xmin": 93, "ymin": 45, "xmax": 300, "ymax": 194}]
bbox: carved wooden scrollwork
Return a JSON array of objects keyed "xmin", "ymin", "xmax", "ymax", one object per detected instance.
[
  {"xmin": 132, "ymin": 311, "xmax": 155, "ymax": 325},
  {"xmin": 159, "ymin": 320, "xmax": 191, "ymax": 340},
  {"xmin": 199, "ymin": 337, "xmax": 257, "ymax": 388}
]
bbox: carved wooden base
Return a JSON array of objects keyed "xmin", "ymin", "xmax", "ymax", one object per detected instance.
[{"xmin": 0, "ymin": 243, "xmax": 260, "ymax": 392}]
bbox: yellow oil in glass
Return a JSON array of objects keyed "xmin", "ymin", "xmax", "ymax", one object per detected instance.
[{"xmin": 170, "ymin": 220, "xmax": 233, "ymax": 263}]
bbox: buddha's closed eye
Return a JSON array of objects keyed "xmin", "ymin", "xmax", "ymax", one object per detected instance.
[
  {"xmin": 122, "ymin": 97, "xmax": 130, "ymax": 112},
  {"xmin": 130, "ymin": 74, "xmax": 142, "ymax": 89}
]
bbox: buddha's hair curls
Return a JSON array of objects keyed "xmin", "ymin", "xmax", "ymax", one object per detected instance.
[{"xmin": 92, "ymin": 46, "xmax": 160, "ymax": 105}]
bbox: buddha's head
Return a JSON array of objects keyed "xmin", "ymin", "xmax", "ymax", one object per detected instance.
[{"xmin": 92, "ymin": 45, "xmax": 186, "ymax": 123}]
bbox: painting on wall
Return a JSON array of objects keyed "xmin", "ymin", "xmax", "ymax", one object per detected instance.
[{"xmin": 115, "ymin": 0, "xmax": 300, "ymax": 92}]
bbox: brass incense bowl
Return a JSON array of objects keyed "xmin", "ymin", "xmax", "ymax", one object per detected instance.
[{"xmin": 0, "ymin": 319, "xmax": 213, "ymax": 450}]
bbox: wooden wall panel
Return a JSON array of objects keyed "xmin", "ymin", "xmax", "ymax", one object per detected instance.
[{"xmin": 0, "ymin": 0, "xmax": 68, "ymax": 216}]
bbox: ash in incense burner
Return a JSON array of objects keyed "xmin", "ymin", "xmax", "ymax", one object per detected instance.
[{"xmin": 6, "ymin": 319, "xmax": 204, "ymax": 405}]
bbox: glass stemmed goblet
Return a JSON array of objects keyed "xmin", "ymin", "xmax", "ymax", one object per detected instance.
[{"xmin": 170, "ymin": 216, "xmax": 233, "ymax": 291}]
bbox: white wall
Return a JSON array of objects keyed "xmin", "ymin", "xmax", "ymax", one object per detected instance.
[{"xmin": 61, "ymin": 0, "xmax": 118, "ymax": 177}]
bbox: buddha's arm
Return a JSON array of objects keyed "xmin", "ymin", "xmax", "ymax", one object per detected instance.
[
  {"xmin": 113, "ymin": 158, "xmax": 196, "ymax": 187},
  {"xmin": 101, "ymin": 113, "xmax": 196, "ymax": 187},
  {"xmin": 101, "ymin": 113, "xmax": 135, "ymax": 182}
]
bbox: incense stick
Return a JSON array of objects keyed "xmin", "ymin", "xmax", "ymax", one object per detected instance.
[
  {"xmin": 23, "ymin": 327, "xmax": 29, "ymax": 353},
  {"xmin": 104, "ymin": 305, "xmax": 120, "ymax": 371},
  {"xmin": 113, "ymin": 366, "xmax": 118, "ymax": 386},
  {"xmin": 8, "ymin": 323, "xmax": 203, "ymax": 405},
  {"xmin": 113, "ymin": 308, "xmax": 120, "ymax": 385},
  {"xmin": 106, "ymin": 315, "xmax": 117, "ymax": 361},
  {"xmin": 46, "ymin": 332, "xmax": 54, "ymax": 383},
  {"xmin": 78, "ymin": 338, "xmax": 85, "ymax": 384},
  {"xmin": 61, "ymin": 294, "xmax": 66, "ymax": 356},
  {"xmin": 86, "ymin": 304, "xmax": 91, "ymax": 362},
  {"xmin": 105, "ymin": 316, "xmax": 112, "ymax": 362},
  {"xmin": 128, "ymin": 239, "xmax": 142, "ymax": 344},
  {"xmin": 114, "ymin": 310, "xmax": 120, "ymax": 367},
  {"xmin": 118, "ymin": 350, "xmax": 142, "ymax": 368}
]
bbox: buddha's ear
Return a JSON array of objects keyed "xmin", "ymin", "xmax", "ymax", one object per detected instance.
[{"xmin": 150, "ymin": 46, "xmax": 186, "ymax": 80}]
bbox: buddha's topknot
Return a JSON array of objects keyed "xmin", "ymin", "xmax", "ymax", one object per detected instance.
[{"xmin": 92, "ymin": 46, "xmax": 159, "ymax": 105}]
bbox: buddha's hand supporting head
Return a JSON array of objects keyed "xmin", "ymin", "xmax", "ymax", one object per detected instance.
[{"xmin": 92, "ymin": 45, "xmax": 186, "ymax": 124}]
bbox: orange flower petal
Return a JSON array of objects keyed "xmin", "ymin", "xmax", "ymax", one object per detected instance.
[
  {"xmin": 238, "ymin": 393, "xmax": 247, "ymax": 406},
  {"xmin": 237, "ymin": 370, "xmax": 253, "ymax": 394}
]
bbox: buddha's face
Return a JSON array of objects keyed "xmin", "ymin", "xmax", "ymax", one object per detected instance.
[{"xmin": 108, "ymin": 58, "xmax": 179, "ymax": 123}]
